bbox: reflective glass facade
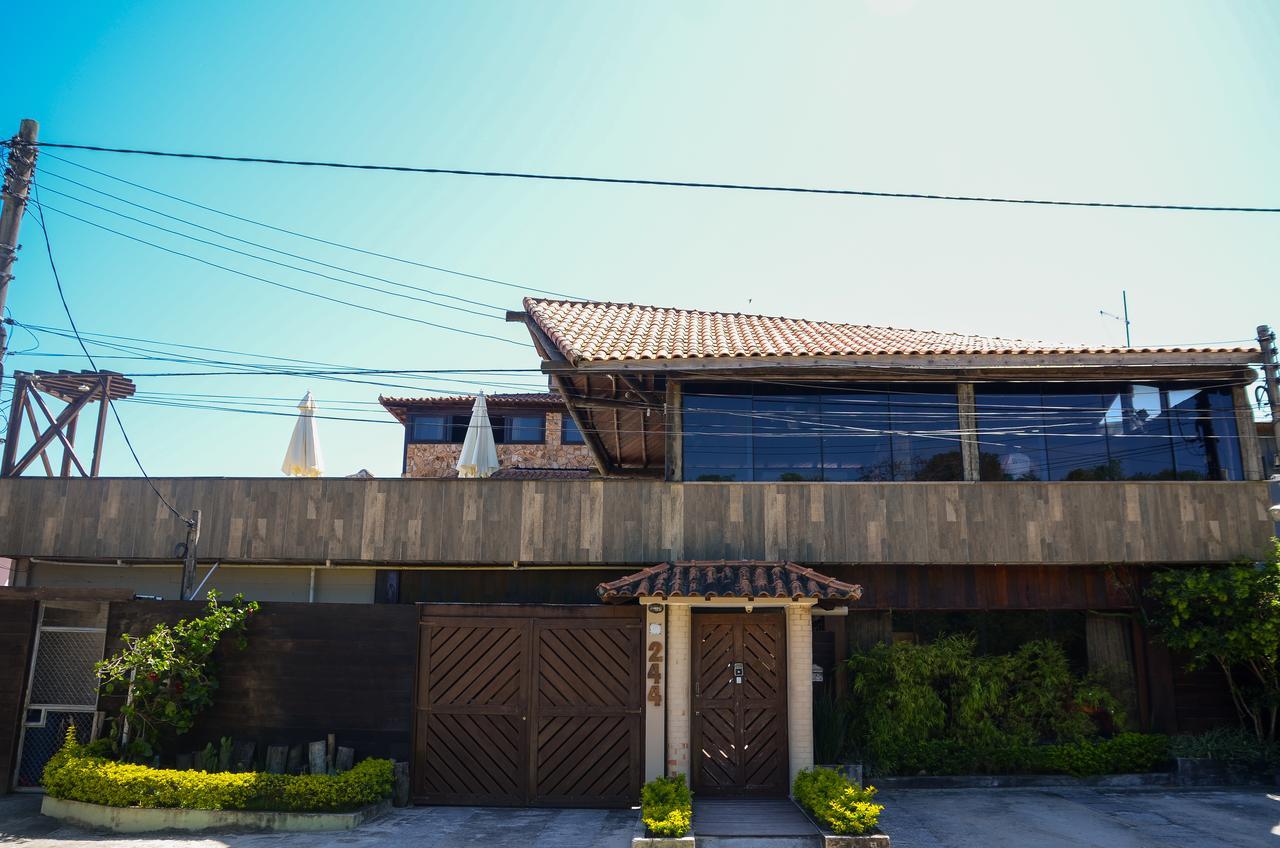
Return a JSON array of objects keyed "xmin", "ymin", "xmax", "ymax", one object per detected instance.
[
  {"xmin": 975, "ymin": 383, "xmax": 1243, "ymax": 481},
  {"xmin": 681, "ymin": 383, "xmax": 963, "ymax": 482}
]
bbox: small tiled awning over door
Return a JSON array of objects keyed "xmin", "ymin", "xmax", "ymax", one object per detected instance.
[{"xmin": 596, "ymin": 560, "xmax": 863, "ymax": 603}]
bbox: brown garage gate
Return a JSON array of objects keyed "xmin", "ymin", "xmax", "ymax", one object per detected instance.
[{"xmin": 413, "ymin": 604, "xmax": 644, "ymax": 807}]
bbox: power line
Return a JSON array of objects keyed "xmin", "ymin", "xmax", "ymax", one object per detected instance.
[
  {"xmin": 26, "ymin": 183, "xmax": 190, "ymax": 524},
  {"xmin": 26, "ymin": 141, "xmax": 1280, "ymax": 214},
  {"xmin": 37, "ymin": 150, "xmax": 584, "ymax": 299},
  {"xmin": 37, "ymin": 176, "xmax": 509, "ymax": 316},
  {"xmin": 34, "ymin": 203, "xmax": 532, "ymax": 347}
]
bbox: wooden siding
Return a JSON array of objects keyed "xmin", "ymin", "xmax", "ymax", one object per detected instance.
[
  {"xmin": 103, "ymin": 601, "xmax": 418, "ymax": 761},
  {"xmin": 0, "ymin": 478, "xmax": 1271, "ymax": 566},
  {"xmin": 825, "ymin": 564, "xmax": 1132, "ymax": 610},
  {"xmin": 0, "ymin": 599, "xmax": 38, "ymax": 793}
]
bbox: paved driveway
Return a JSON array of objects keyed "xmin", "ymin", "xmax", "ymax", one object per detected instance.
[
  {"xmin": 878, "ymin": 786, "xmax": 1279, "ymax": 847},
  {"xmin": 2, "ymin": 786, "xmax": 1277, "ymax": 847}
]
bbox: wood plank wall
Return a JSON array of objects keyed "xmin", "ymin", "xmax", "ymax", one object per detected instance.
[
  {"xmin": 0, "ymin": 599, "xmax": 38, "ymax": 793},
  {"xmin": 103, "ymin": 601, "xmax": 418, "ymax": 761},
  {"xmin": 827, "ymin": 564, "xmax": 1132, "ymax": 610},
  {"xmin": 0, "ymin": 478, "xmax": 1271, "ymax": 566}
]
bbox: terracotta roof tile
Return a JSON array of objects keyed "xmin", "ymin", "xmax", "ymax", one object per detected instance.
[
  {"xmin": 596, "ymin": 561, "xmax": 863, "ymax": 603},
  {"xmin": 522, "ymin": 299, "xmax": 1257, "ymax": 364},
  {"xmin": 379, "ymin": 392, "xmax": 561, "ymax": 422}
]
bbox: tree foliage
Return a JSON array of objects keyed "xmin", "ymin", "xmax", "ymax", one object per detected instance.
[
  {"xmin": 96, "ymin": 591, "xmax": 258, "ymax": 761},
  {"xmin": 1146, "ymin": 539, "xmax": 1280, "ymax": 744}
]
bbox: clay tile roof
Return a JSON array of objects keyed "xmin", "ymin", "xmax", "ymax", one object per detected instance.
[
  {"xmin": 596, "ymin": 561, "xmax": 863, "ymax": 603},
  {"xmin": 379, "ymin": 392, "xmax": 562, "ymax": 423},
  {"xmin": 522, "ymin": 298, "xmax": 1257, "ymax": 364}
]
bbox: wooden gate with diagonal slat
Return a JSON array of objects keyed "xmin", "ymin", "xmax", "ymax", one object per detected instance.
[
  {"xmin": 414, "ymin": 604, "xmax": 643, "ymax": 807},
  {"xmin": 692, "ymin": 611, "xmax": 788, "ymax": 797}
]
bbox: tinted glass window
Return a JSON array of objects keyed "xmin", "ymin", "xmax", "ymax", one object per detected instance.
[
  {"xmin": 890, "ymin": 391, "xmax": 963, "ymax": 481},
  {"xmin": 753, "ymin": 394, "xmax": 822, "ymax": 481},
  {"xmin": 821, "ymin": 391, "xmax": 892, "ymax": 481},
  {"xmin": 561, "ymin": 416, "xmax": 585, "ymax": 444},
  {"xmin": 411, "ymin": 414, "xmax": 447, "ymax": 442},
  {"xmin": 683, "ymin": 393, "xmax": 753, "ymax": 481},
  {"xmin": 1103, "ymin": 385, "xmax": 1175, "ymax": 480},
  {"xmin": 1042, "ymin": 390, "xmax": 1111, "ymax": 480},
  {"xmin": 977, "ymin": 383, "xmax": 1242, "ymax": 481},
  {"xmin": 976, "ymin": 390, "xmax": 1048, "ymax": 480},
  {"xmin": 682, "ymin": 383, "xmax": 962, "ymax": 482},
  {"xmin": 1168, "ymin": 387, "xmax": 1244, "ymax": 480},
  {"xmin": 507, "ymin": 414, "xmax": 545, "ymax": 444}
]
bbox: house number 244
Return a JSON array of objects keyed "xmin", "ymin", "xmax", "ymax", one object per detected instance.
[{"xmin": 647, "ymin": 641, "xmax": 662, "ymax": 706}]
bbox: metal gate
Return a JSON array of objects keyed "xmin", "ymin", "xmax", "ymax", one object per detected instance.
[
  {"xmin": 13, "ymin": 602, "xmax": 107, "ymax": 789},
  {"xmin": 691, "ymin": 611, "xmax": 788, "ymax": 797},
  {"xmin": 413, "ymin": 604, "xmax": 643, "ymax": 807}
]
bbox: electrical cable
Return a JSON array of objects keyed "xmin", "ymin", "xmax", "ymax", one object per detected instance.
[
  {"xmin": 33, "ymin": 202, "xmax": 532, "ymax": 347},
  {"xmin": 26, "ymin": 183, "xmax": 190, "ymax": 525},
  {"xmin": 26, "ymin": 141, "xmax": 1280, "ymax": 214},
  {"xmin": 36, "ymin": 150, "xmax": 584, "ymax": 299},
  {"xmin": 36, "ymin": 179, "xmax": 509, "ymax": 317}
]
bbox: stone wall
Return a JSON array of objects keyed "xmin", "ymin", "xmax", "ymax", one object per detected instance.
[{"xmin": 403, "ymin": 412, "xmax": 594, "ymax": 477}]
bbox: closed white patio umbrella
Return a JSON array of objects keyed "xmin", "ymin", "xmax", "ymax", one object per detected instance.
[
  {"xmin": 456, "ymin": 393, "xmax": 499, "ymax": 479},
  {"xmin": 281, "ymin": 391, "xmax": 325, "ymax": 477}
]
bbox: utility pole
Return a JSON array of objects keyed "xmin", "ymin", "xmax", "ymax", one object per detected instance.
[
  {"xmin": 1121, "ymin": 290, "xmax": 1131, "ymax": 349},
  {"xmin": 180, "ymin": 509, "xmax": 202, "ymax": 600},
  {"xmin": 0, "ymin": 119, "xmax": 39, "ymax": 389},
  {"xmin": 1258, "ymin": 325, "xmax": 1280, "ymax": 478}
]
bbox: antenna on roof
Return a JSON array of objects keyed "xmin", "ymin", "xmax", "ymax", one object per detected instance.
[{"xmin": 1098, "ymin": 289, "xmax": 1132, "ymax": 348}]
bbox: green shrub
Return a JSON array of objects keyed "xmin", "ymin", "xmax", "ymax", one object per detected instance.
[
  {"xmin": 1170, "ymin": 727, "xmax": 1278, "ymax": 767},
  {"xmin": 42, "ymin": 727, "xmax": 393, "ymax": 812},
  {"xmin": 792, "ymin": 767, "xmax": 882, "ymax": 835},
  {"xmin": 865, "ymin": 733, "xmax": 1167, "ymax": 777},
  {"xmin": 847, "ymin": 634, "xmax": 1128, "ymax": 775},
  {"xmin": 641, "ymin": 774, "xmax": 692, "ymax": 837}
]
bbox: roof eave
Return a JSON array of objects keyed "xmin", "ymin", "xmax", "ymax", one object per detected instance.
[{"xmin": 542, "ymin": 350, "xmax": 1258, "ymax": 373}]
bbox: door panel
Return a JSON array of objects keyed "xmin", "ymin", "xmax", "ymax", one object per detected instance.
[
  {"xmin": 692, "ymin": 612, "xmax": 788, "ymax": 797},
  {"xmin": 414, "ymin": 607, "xmax": 643, "ymax": 807}
]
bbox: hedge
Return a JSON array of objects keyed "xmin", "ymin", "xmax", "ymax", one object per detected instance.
[
  {"xmin": 792, "ymin": 767, "xmax": 882, "ymax": 835},
  {"xmin": 43, "ymin": 728, "xmax": 393, "ymax": 812},
  {"xmin": 641, "ymin": 774, "xmax": 692, "ymax": 838}
]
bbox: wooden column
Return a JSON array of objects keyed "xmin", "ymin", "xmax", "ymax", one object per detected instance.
[
  {"xmin": 665, "ymin": 380, "xmax": 682, "ymax": 482},
  {"xmin": 90, "ymin": 376, "xmax": 111, "ymax": 477},
  {"xmin": 957, "ymin": 383, "xmax": 980, "ymax": 481},
  {"xmin": 1, "ymin": 374, "xmax": 28, "ymax": 476},
  {"xmin": 1086, "ymin": 612, "xmax": 1139, "ymax": 728},
  {"xmin": 1232, "ymin": 384, "xmax": 1264, "ymax": 481}
]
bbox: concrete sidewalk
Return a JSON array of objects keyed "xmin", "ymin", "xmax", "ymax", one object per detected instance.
[{"xmin": 877, "ymin": 785, "xmax": 1279, "ymax": 847}]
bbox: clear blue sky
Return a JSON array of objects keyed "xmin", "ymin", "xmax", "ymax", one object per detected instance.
[{"xmin": 5, "ymin": 0, "xmax": 1278, "ymax": 478}]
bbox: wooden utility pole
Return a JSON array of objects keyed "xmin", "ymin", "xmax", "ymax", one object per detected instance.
[
  {"xmin": 180, "ymin": 509, "xmax": 202, "ymax": 600},
  {"xmin": 1258, "ymin": 325, "xmax": 1280, "ymax": 477},
  {"xmin": 0, "ymin": 119, "xmax": 39, "ymax": 386}
]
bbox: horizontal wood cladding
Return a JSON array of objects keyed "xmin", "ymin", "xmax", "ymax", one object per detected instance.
[
  {"xmin": 0, "ymin": 478, "xmax": 1271, "ymax": 566},
  {"xmin": 104, "ymin": 601, "xmax": 418, "ymax": 760}
]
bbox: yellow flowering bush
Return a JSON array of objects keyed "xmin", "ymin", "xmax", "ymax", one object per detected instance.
[
  {"xmin": 43, "ymin": 727, "xmax": 392, "ymax": 812},
  {"xmin": 792, "ymin": 767, "xmax": 883, "ymax": 835},
  {"xmin": 641, "ymin": 773, "xmax": 692, "ymax": 837}
]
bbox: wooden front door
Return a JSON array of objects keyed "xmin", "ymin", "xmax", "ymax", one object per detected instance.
[{"xmin": 691, "ymin": 612, "xmax": 788, "ymax": 797}]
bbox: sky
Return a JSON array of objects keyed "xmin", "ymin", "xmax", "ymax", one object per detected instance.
[{"xmin": 4, "ymin": 0, "xmax": 1278, "ymax": 479}]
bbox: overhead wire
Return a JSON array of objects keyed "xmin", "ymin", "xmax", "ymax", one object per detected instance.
[
  {"xmin": 25, "ymin": 182, "xmax": 190, "ymax": 525},
  {"xmin": 26, "ymin": 141, "xmax": 1280, "ymax": 214},
  {"xmin": 32, "ymin": 201, "xmax": 532, "ymax": 347},
  {"xmin": 36, "ymin": 150, "xmax": 584, "ymax": 299},
  {"xmin": 35, "ymin": 179, "xmax": 508, "ymax": 318}
]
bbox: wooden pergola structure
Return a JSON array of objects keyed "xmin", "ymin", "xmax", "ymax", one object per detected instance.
[{"xmin": 1, "ymin": 370, "xmax": 136, "ymax": 478}]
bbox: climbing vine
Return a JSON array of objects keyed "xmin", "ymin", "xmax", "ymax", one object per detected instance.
[{"xmin": 96, "ymin": 591, "xmax": 258, "ymax": 761}]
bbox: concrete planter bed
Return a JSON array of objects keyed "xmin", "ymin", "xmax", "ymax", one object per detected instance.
[
  {"xmin": 874, "ymin": 772, "xmax": 1173, "ymax": 790},
  {"xmin": 631, "ymin": 809, "xmax": 695, "ymax": 847},
  {"xmin": 41, "ymin": 795, "xmax": 391, "ymax": 833},
  {"xmin": 793, "ymin": 803, "xmax": 891, "ymax": 848}
]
